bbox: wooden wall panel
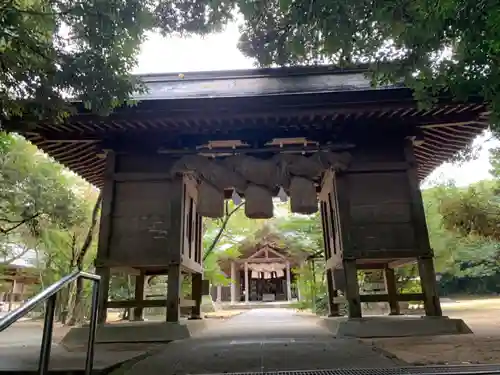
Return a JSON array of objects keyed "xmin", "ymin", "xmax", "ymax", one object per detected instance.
[
  {"xmin": 348, "ymin": 143, "xmax": 406, "ymax": 166},
  {"xmin": 348, "ymin": 173, "xmax": 410, "ymax": 205},
  {"xmin": 350, "ymin": 203, "xmax": 411, "ymax": 224},
  {"xmin": 107, "ymin": 178, "xmax": 184, "ymax": 267},
  {"xmin": 350, "ymin": 223, "xmax": 416, "ymax": 253},
  {"xmin": 336, "ymin": 141, "xmax": 431, "ymax": 259}
]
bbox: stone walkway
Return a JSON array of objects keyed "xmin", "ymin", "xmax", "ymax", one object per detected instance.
[{"xmin": 121, "ymin": 309, "xmax": 399, "ymax": 375}]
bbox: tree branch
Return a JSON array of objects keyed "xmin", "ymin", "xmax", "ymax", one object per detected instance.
[
  {"xmin": 0, "ymin": 245, "xmax": 30, "ymax": 266},
  {"xmin": 203, "ymin": 202, "xmax": 244, "ymax": 261},
  {"xmin": 0, "ymin": 213, "xmax": 40, "ymax": 235}
]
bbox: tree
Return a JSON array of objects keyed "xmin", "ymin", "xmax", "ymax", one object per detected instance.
[
  {"xmin": 231, "ymin": 0, "xmax": 499, "ymax": 126},
  {"xmin": 1, "ymin": 0, "xmax": 234, "ymax": 122},
  {"xmin": 0, "ymin": 132, "xmax": 81, "ymax": 253},
  {"xmin": 0, "ymin": 132, "xmax": 100, "ymax": 322},
  {"xmin": 422, "ymin": 180, "xmax": 500, "ymax": 293},
  {"xmin": 269, "ymin": 209, "xmax": 329, "ymax": 312},
  {"xmin": 35, "ymin": 183, "xmax": 100, "ymax": 324},
  {"xmin": 202, "ymin": 200, "xmax": 263, "ymax": 285}
]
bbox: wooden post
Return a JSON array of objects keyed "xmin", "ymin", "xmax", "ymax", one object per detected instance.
[
  {"xmin": 343, "ymin": 259, "xmax": 361, "ymax": 318},
  {"xmin": 285, "ymin": 261, "xmax": 292, "ymax": 301},
  {"xmin": 95, "ymin": 150, "xmax": 116, "ymax": 324},
  {"xmin": 405, "ymin": 140, "xmax": 442, "ymax": 317},
  {"xmin": 166, "ymin": 265, "xmax": 182, "ymax": 322},
  {"xmin": 326, "ymin": 268, "xmax": 340, "ymax": 316},
  {"xmin": 230, "ymin": 261, "xmax": 236, "ymax": 304},
  {"xmin": 383, "ymin": 267, "xmax": 400, "ymax": 315},
  {"xmin": 244, "ymin": 262, "xmax": 249, "ymax": 303},
  {"xmin": 133, "ymin": 272, "xmax": 145, "ymax": 321},
  {"xmin": 8, "ymin": 279, "xmax": 16, "ymax": 312},
  {"xmin": 418, "ymin": 257, "xmax": 442, "ymax": 316},
  {"xmin": 319, "ymin": 197, "xmax": 339, "ymax": 316},
  {"xmin": 190, "ymin": 273, "xmax": 203, "ymax": 319},
  {"xmin": 335, "ymin": 172, "xmax": 361, "ymax": 318},
  {"xmin": 19, "ymin": 282, "xmax": 25, "ymax": 304},
  {"xmin": 95, "ymin": 267, "xmax": 110, "ymax": 323},
  {"xmin": 216, "ymin": 285, "xmax": 222, "ymax": 302}
]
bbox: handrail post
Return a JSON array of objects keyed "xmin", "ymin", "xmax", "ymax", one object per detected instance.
[
  {"xmin": 0, "ymin": 271, "xmax": 101, "ymax": 375},
  {"xmin": 85, "ymin": 278, "xmax": 101, "ymax": 375},
  {"xmin": 38, "ymin": 294, "xmax": 57, "ymax": 375}
]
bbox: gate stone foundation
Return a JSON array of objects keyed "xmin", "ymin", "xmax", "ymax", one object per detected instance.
[{"xmin": 320, "ymin": 316, "xmax": 473, "ymax": 338}]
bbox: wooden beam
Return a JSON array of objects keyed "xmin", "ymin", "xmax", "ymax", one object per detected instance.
[
  {"xmin": 333, "ymin": 293, "xmax": 424, "ymax": 303},
  {"xmin": 181, "ymin": 258, "xmax": 203, "ymax": 274},
  {"xmin": 106, "ymin": 298, "xmax": 196, "ymax": 309},
  {"xmin": 344, "ymin": 162, "xmax": 410, "ymax": 174}
]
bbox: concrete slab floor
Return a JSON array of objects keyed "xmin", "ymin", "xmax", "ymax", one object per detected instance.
[{"xmin": 119, "ymin": 309, "xmax": 400, "ymax": 375}]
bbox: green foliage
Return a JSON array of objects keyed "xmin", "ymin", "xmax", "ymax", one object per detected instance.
[
  {"xmin": 0, "ymin": 131, "xmax": 101, "ymax": 323},
  {"xmin": 423, "ymin": 151, "xmax": 500, "ymax": 294},
  {"xmin": 4, "ymin": 0, "xmax": 497, "ymax": 133},
  {"xmin": 0, "ymin": 0, "xmax": 153, "ymax": 121},
  {"xmin": 272, "ymin": 209, "xmax": 323, "ymax": 255},
  {"xmin": 202, "ymin": 201, "xmax": 263, "ymax": 284},
  {"xmin": 0, "ymin": 0, "xmax": 237, "ymax": 122},
  {"xmin": 437, "ymin": 182, "xmax": 500, "ymax": 240},
  {"xmin": 230, "ymin": 0, "xmax": 500, "ymax": 128},
  {"xmin": 0, "ymin": 132, "xmax": 83, "ymax": 251}
]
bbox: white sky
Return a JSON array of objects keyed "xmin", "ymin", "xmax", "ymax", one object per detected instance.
[{"xmin": 134, "ymin": 26, "xmax": 497, "ymax": 188}]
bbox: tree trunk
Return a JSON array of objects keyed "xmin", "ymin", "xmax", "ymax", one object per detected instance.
[{"xmin": 67, "ymin": 192, "xmax": 102, "ymax": 326}]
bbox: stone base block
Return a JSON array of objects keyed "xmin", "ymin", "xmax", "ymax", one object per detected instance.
[
  {"xmin": 320, "ymin": 315, "xmax": 473, "ymax": 338},
  {"xmin": 201, "ymin": 295, "xmax": 217, "ymax": 313},
  {"xmin": 61, "ymin": 319, "xmax": 210, "ymax": 349}
]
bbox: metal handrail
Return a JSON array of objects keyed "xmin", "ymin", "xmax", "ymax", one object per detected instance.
[{"xmin": 0, "ymin": 270, "xmax": 101, "ymax": 375}]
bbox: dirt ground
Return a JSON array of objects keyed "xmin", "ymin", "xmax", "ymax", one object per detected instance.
[{"xmin": 364, "ymin": 298, "xmax": 500, "ymax": 365}]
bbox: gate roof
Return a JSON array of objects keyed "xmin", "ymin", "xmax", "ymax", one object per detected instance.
[{"xmin": 6, "ymin": 65, "xmax": 488, "ymax": 187}]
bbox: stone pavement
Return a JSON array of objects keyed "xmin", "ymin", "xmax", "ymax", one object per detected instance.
[{"xmin": 120, "ymin": 309, "xmax": 399, "ymax": 375}]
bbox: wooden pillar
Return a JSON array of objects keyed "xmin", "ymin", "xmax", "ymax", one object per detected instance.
[
  {"xmin": 8, "ymin": 279, "xmax": 16, "ymax": 312},
  {"xmin": 132, "ymin": 272, "xmax": 145, "ymax": 321},
  {"xmin": 405, "ymin": 140, "xmax": 442, "ymax": 317},
  {"xmin": 216, "ymin": 285, "xmax": 222, "ymax": 302},
  {"xmin": 383, "ymin": 267, "xmax": 400, "ymax": 315},
  {"xmin": 343, "ymin": 259, "xmax": 361, "ymax": 318},
  {"xmin": 418, "ymin": 257, "xmax": 443, "ymax": 316},
  {"xmin": 244, "ymin": 262, "xmax": 249, "ymax": 303},
  {"xmin": 95, "ymin": 267, "xmax": 110, "ymax": 323},
  {"xmin": 285, "ymin": 261, "xmax": 292, "ymax": 301},
  {"xmin": 166, "ymin": 265, "xmax": 182, "ymax": 322},
  {"xmin": 230, "ymin": 261, "xmax": 236, "ymax": 304},
  {"xmin": 326, "ymin": 268, "xmax": 340, "ymax": 316},
  {"xmin": 19, "ymin": 282, "xmax": 25, "ymax": 304},
  {"xmin": 190, "ymin": 273, "xmax": 203, "ymax": 319},
  {"xmin": 95, "ymin": 150, "xmax": 116, "ymax": 324},
  {"xmin": 335, "ymin": 172, "xmax": 361, "ymax": 318}
]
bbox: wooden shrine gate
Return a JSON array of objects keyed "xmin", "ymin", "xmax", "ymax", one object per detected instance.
[{"xmin": 4, "ymin": 65, "xmax": 488, "ymax": 324}]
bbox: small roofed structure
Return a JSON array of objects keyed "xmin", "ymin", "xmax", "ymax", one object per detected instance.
[
  {"xmin": 0, "ymin": 248, "xmax": 40, "ymax": 312},
  {"xmin": 212, "ymin": 231, "xmax": 309, "ymax": 304}
]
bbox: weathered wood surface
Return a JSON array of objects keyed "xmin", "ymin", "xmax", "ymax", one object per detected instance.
[
  {"xmin": 333, "ymin": 143, "xmax": 429, "ymax": 259},
  {"xmin": 108, "ymin": 179, "xmax": 182, "ymax": 267}
]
